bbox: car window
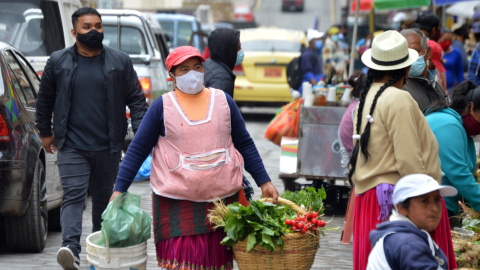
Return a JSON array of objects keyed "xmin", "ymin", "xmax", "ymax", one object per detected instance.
[
  {"xmin": 13, "ymin": 51, "xmax": 40, "ymax": 94},
  {"xmin": 4, "ymin": 51, "xmax": 36, "ymax": 107},
  {"xmin": 178, "ymin": 22, "xmax": 193, "ymax": 47},
  {"xmin": 102, "ymin": 25, "xmax": 147, "ymax": 55},
  {"xmin": 158, "ymin": 21, "xmax": 173, "ymax": 38},
  {"xmin": 102, "ymin": 25, "xmax": 119, "ymax": 49},
  {"xmin": 242, "ymin": 40, "xmax": 302, "ymax": 52},
  {"xmin": 121, "ymin": 27, "xmax": 147, "ymax": 55},
  {"xmin": 0, "ymin": 1, "xmax": 65, "ymax": 56}
]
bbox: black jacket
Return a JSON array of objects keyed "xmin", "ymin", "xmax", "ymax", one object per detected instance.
[
  {"xmin": 35, "ymin": 45, "xmax": 148, "ymax": 153},
  {"xmin": 403, "ymin": 76, "xmax": 447, "ymax": 112},
  {"xmin": 203, "ymin": 28, "xmax": 240, "ymax": 97}
]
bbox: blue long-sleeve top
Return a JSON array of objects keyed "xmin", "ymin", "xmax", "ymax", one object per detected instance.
[
  {"xmin": 426, "ymin": 108, "xmax": 480, "ymax": 214},
  {"xmin": 468, "ymin": 43, "xmax": 480, "ymax": 87},
  {"xmin": 298, "ymin": 47, "xmax": 323, "ymax": 94},
  {"xmin": 443, "ymin": 47, "xmax": 464, "ymax": 90},
  {"xmin": 114, "ymin": 92, "xmax": 271, "ymax": 193}
]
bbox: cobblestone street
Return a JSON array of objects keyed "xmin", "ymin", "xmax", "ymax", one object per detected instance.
[{"xmin": 0, "ymin": 110, "xmax": 353, "ymax": 269}]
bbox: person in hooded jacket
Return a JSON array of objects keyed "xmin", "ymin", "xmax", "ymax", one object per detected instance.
[
  {"xmin": 367, "ymin": 174, "xmax": 457, "ymax": 270},
  {"xmin": 203, "ymin": 28, "xmax": 243, "ymax": 98}
]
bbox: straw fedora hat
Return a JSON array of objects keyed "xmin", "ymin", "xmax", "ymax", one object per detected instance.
[{"xmin": 361, "ymin": 30, "xmax": 418, "ymax": 71}]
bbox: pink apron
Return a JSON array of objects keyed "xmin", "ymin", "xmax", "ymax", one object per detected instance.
[{"xmin": 150, "ymin": 88, "xmax": 244, "ymax": 202}]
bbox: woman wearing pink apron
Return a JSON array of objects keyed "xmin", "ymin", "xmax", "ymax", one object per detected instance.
[{"xmin": 110, "ymin": 46, "xmax": 279, "ymax": 270}]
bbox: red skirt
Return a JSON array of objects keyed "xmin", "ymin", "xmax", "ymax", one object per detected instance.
[{"xmin": 353, "ymin": 187, "xmax": 457, "ymax": 270}]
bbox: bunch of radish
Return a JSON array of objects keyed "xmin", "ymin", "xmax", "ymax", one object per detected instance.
[{"xmin": 285, "ymin": 207, "xmax": 325, "ymax": 234}]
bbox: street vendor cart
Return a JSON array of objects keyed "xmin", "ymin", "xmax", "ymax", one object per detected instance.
[{"xmin": 279, "ymin": 104, "xmax": 351, "ymax": 214}]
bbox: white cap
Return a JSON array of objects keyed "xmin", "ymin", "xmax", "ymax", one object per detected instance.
[
  {"xmin": 307, "ymin": 29, "xmax": 324, "ymax": 43},
  {"xmin": 393, "ymin": 174, "xmax": 457, "ymax": 209},
  {"xmin": 392, "ymin": 12, "xmax": 407, "ymax": 23}
]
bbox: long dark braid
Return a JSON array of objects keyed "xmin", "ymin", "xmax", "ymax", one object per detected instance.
[{"xmin": 348, "ymin": 68, "xmax": 407, "ymax": 181}]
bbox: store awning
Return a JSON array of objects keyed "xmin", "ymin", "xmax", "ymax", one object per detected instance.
[
  {"xmin": 374, "ymin": 0, "xmax": 431, "ymax": 10},
  {"xmin": 350, "ymin": 0, "xmax": 375, "ymax": 13},
  {"xmin": 446, "ymin": 1, "xmax": 480, "ymax": 18},
  {"xmin": 433, "ymin": 0, "xmax": 479, "ymax": 6},
  {"xmin": 350, "ymin": 0, "xmax": 430, "ymax": 13}
]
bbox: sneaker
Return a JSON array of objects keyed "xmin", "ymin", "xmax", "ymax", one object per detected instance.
[{"xmin": 57, "ymin": 246, "xmax": 80, "ymax": 270}]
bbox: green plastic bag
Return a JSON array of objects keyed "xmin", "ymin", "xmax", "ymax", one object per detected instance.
[{"xmin": 97, "ymin": 191, "xmax": 152, "ymax": 248}]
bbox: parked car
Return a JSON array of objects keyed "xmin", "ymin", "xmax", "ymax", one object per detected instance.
[
  {"xmin": 155, "ymin": 13, "xmax": 206, "ymax": 54},
  {"xmin": 0, "ymin": 0, "xmax": 82, "ymax": 75},
  {"xmin": 233, "ymin": 27, "xmax": 306, "ymax": 106},
  {"xmin": 0, "ymin": 42, "xmax": 62, "ymax": 252},
  {"xmin": 282, "ymin": 0, "xmax": 305, "ymax": 12},
  {"xmin": 234, "ymin": 4, "xmax": 254, "ymax": 22},
  {"xmin": 98, "ymin": 9, "xmax": 171, "ymax": 148}
]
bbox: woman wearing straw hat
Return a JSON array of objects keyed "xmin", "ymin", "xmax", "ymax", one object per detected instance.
[
  {"xmin": 349, "ymin": 31, "xmax": 457, "ymax": 270},
  {"xmin": 109, "ymin": 46, "xmax": 279, "ymax": 270}
]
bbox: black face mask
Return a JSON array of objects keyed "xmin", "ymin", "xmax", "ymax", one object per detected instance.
[{"xmin": 76, "ymin": 29, "xmax": 104, "ymax": 49}]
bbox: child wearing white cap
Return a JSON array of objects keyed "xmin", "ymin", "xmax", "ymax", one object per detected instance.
[{"xmin": 366, "ymin": 174, "xmax": 457, "ymax": 270}]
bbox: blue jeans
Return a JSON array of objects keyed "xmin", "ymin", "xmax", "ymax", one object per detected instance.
[{"xmin": 57, "ymin": 146, "xmax": 121, "ymax": 256}]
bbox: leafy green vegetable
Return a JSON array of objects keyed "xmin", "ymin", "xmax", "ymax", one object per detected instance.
[
  {"xmin": 462, "ymin": 219, "xmax": 480, "ymax": 233},
  {"xmin": 280, "ymin": 186, "xmax": 326, "ymax": 218},
  {"xmin": 220, "ymin": 200, "xmax": 289, "ymax": 252}
]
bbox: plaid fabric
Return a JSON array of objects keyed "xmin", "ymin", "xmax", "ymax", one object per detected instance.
[
  {"xmin": 242, "ymin": 175, "xmax": 254, "ymax": 201},
  {"xmin": 153, "ymin": 192, "xmax": 239, "ymax": 243}
]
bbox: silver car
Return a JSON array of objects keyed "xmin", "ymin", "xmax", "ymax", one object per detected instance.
[{"xmin": 98, "ymin": 9, "xmax": 172, "ymax": 147}]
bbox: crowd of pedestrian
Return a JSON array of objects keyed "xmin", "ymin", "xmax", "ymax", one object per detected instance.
[{"xmin": 31, "ymin": 3, "xmax": 480, "ymax": 270}]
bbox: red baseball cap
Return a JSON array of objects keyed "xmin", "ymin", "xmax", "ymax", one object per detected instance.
[
  {"xmin": 427, "ymin": 40, "xmax": 446, "ymax": 73},
  {"xmin": 166, "ymin": 46, "xmax": 206, "ymax": 73}
]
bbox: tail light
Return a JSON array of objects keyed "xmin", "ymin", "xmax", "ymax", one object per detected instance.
[
  {"xmin": 233, "ymin": 64, "xmax": 245, "ymax": 76},
  {"xmin": 0, "ymin": 114, "xmax": 11, "ymax": 142},
  {"xmin": 37, "ymin": 70, "xmax": 43, "ymax": 78},
  {"xmin": 139, "ymin": 77, "xmax": 152, "ymax": 99},
  {"xmin": 126, "ymin": 112, "xmax": 130, "ymax": 119}
]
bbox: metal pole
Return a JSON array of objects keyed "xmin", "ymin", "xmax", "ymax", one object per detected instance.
[
  {"xmin": 348, "ymin": 0, "xmax": 361, "ymax": 78},
  {"xmin": 442, "ymin": 5, "xmax": 446, "ymax": 28}
]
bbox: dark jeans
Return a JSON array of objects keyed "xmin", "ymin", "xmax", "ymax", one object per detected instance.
[{"xmin": 57, "ymin": 146, "xmax": 121, "ymax": 256}]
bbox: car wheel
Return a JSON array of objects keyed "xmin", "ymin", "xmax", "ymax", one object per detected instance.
[
  {"xmin": 4, "ymin": 159, "xmax": 48, "ymax": 252},
  {"xmin": 48, "ymin": 207, "xmax": 61, "ymax": 232}
]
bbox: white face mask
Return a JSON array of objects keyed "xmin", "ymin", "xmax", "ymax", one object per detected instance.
[{"xmin": 171, "ymin": 70, "xmax": 204, "ymax": 95}]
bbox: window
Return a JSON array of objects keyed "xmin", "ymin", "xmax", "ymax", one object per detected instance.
[
  {"xmin": 158, "ymin": 21, "xmax": 173, "ymax": 38},
  {"xmin": 13, "ymin": 52, "xmax": 40, "ymax": 94},
  {"xmin": 158, "ymin": 21, "xmax": 174, "ymax": 48},
  {"xmin": 178, "ymin": 22, "xmax": 193, "ymax": 47},
  {"xmin": 121, "ymin": 27, "xmax": 147, "ymax": 55},
  {"xmin": 102, "ymin": 25, "xmax": 119, "ymax": 49},
  {"xmin": 0, "ymin": 1, "xmax": 65, "ymax": 56},
  {"xmin": 4, "ymin": 51, "xmax": 36, "ymax": 107},
  {"xmin": 102, "ymin": 25, "xmax": 147, "ymax": 55},
  {"xmin": 241, "ymin": 40, "xmax": 303, "ymax": 53}
]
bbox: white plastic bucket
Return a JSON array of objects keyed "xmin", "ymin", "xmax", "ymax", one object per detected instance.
[{"xmin": 86, "ymin": 231, "xmax": 148, "ymax": 270}]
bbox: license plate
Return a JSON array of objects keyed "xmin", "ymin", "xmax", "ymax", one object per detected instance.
[{"xmin": 264, "ymin": 68, "xmax": 282, "ymax": 78}]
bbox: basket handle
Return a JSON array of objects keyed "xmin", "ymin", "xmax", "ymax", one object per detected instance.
[
  {"xmin": 260, "ymin": 197, "xmax": 306, "ymax": 216},
  {"xmin": 105, "ymin": 233, "xmax": 111, "ymax": 263}
]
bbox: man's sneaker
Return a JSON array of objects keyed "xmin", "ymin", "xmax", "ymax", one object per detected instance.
[{"xmin": 57, "ymin": 246, "xmax": 80, "ymax": 270}]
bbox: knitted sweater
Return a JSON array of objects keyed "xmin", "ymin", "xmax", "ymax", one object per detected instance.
[{"xmin": 352, "ymin": 83, "xmax": 442, "ymax": 194}]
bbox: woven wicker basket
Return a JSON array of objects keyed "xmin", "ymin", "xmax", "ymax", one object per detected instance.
[{"xmin": 232, "ymin": 198, "xmax": 320, "ymax": 270}]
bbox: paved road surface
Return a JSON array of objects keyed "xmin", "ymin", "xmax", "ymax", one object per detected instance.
[{"xmin": 0, "ymin": 110, "xmax": 353, "ymax": 269}]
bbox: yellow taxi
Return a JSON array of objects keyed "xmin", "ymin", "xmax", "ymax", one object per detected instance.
[{"xmin": 233, "ymin": 27, "xmax": 307, "ymax": 105}]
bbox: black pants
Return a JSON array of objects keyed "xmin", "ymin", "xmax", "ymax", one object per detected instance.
[{"xmin": 57, "ymin": 146, "xmax": 121, "ymax": 256}]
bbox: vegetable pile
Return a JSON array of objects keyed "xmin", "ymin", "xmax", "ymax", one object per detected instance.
[
  {"xmin": 280, "ymin": 187, "xmax": 326, "ymax": 217},
  {"xmin": 209, "ymin": 200, "xmax": 291, "ymax": 252},
  {"xmin": 285, "ymin": 207, "xmax": 326, "ymax": 234},
  {"xmin": 207, "ymin": 187, "xmax": 326, "ymax": 253},
  {"xmin": 452, "ymin": 202, "xmax": 480, "ymax": 268}
]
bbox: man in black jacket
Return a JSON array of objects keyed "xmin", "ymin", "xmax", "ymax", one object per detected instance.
[
  {"xmin": 35, "ymin": 7, "xmax": 147, "ymax": 270},
  {"xmin": 203, "ymin": 28, "xmax": 242, "ymax": 97}
]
